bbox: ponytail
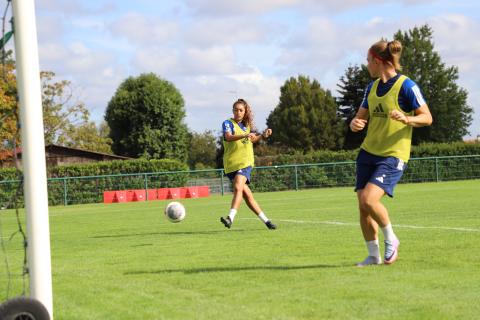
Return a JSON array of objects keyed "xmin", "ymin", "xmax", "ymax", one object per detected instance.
[{"xmin": 370, "ymin": 39, "xmax": 403, "ymax": 71}]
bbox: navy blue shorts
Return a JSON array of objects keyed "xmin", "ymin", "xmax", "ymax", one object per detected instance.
[
  {"xmin": 226, "ymin": 166, "xmax": 252, "ymax": 184},
  {"xmin": 355, "ymin": 149, "xmax": 407, "ymax": 197}
]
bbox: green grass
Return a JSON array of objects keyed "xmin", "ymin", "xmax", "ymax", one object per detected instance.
[{"xmin": 1, "ymin": 180, "xmax": 480, "ymax": 319}]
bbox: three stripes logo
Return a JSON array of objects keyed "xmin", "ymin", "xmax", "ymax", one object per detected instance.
[
  {"xmin": 373, "ymin": 103, "xmax": 384, "ymax": 113},
  {"xmin": 372, "ymin": 103, "xmax": 387, "ymax": 118}
]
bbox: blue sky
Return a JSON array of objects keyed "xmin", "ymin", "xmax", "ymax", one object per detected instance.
[{"xmin": 20, "ymin": 0, "xmax": 480, "ymax": 138}]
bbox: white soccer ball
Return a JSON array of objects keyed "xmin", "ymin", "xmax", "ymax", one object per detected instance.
[{"xmin": 164, "ymin": 201, "xmax": 186, "ymax": 223}]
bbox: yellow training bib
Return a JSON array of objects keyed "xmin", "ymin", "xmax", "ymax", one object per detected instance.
[
  {"xmin": 223, "ymin": 119, "xmax": 254, "ymax": 174},
  {"xmin": 361, "ymin": 75, "xmax": 414, "ymax": 162}
]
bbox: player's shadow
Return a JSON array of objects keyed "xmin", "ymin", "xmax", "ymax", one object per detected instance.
[
  {"xmin": 91, "ymin": 229, "xmax": 248, "ymax": 239},
  {"xmin": 125, "ymin": 263, "xmax": 349, "ymax": 275}
]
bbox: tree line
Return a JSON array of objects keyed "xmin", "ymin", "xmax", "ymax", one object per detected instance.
[
  {"xmin": 0, "ymin": 25, "xmax": 474, "ymax": 169},
  {"xmin": 1, "ymin": 55, "xmax": 112, "ymax": 155}
]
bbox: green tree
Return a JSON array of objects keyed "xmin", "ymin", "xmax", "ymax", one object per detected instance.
[
  {"xmin": 1, "ymin": 64, "xmax": 111, "ymax": 154},
  {"xmin": 41, "ymin": 71, "xmax": 90, "ymax": 145},
  {"xmin": 0, "ymin": 54, "xmax": 18, "ymax": 152},
  {"xmin": 266, "ymin": 75, "xmax": 344, "ymax": 151},
  {"xmin": 58, "ymin": 121, "xmax": 112, "ymax": 154},
  {"xmin": 395, "ymin": 25, "xmax": 472, "ymax": 143},
  {"xmin": 336, "ymin": 65, "xmax": 371, "ymax": 149},
  {"xmin": 105, "ymin": 73, "xmax": 188, "ymax": 160},
  {"xmin": 187, "ymin": 130, "xmax": 218, "ymax": 169},
  {"xmin": 337, "ymin": 24, "xmax": 473, "ymax": 147},
  {"xmin": 40, "ymin": 71, "xmax": 113, "ymax": 153}
]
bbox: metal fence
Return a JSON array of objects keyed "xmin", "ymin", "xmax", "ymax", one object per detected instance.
[{"xmin": 1, "ymin": 155, "xmax": 479, "ymax": 207}]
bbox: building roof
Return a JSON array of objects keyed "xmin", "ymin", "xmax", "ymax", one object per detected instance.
[{"xmin": 0, "ymin": 144, "xmax": 131, "ymax": 161}]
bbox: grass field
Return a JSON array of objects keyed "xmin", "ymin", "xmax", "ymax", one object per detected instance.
[{"xmin": 1, "ymin": 179, "xmax": 480, "ymax": 319}]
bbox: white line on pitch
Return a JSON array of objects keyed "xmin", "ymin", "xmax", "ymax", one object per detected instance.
[
  {"xmin": 241, "ymin": 218, "xmax": 480, "ymax": 232},
  {"xmin": 394, "ymin": 224, "xmax": 480, "ymax": 233}
]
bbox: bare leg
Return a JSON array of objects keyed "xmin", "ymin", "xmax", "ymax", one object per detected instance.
[
  {"xmin": 242, "ymin": 183, "xmax": 276, "ymax": 229},
  {"xmin": 242, "ymin": 184, "xmax": 261, "ymax": 215},
  {"xmin": 358, "ymin": 195, "xmax": 379, "ymax": 241},
  {"xmin": 220, "ymin": 175, "xmax": 248, "ymax": 229},
  {"xmin": 230, "ymin": 175, "xmax": 247, "ymax": 210},
  {"xmin": 358, "ymin": 183, "xmax": 390, "ymax": 240},
  {"xmin": 358, "ymin": 183, "xmax": 400, "ymax": 264}
]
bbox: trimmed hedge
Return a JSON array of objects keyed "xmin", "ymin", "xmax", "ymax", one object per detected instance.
[
  {"xmin": 256, "ymin": 142, "xmax": 480, "ymax": 165},
  {"xmin": 1, "ymin": 142, "xmax": 479, "ymax": 207},
  {"xmin": 256, "ymin": 149, "xmax": 356, "ymax": 166},
  {"xmin": 48, "ymin": 158, "xmax": 188, "ymax": 177},
  {"xmin": 251, "ymin": 163, "xmax": 358, "ymax": 193},
  {"xmin": 1, "ymin": 158, "xmax": 188, "ymax": 207},
  {"xmin": 251, "ymin": 142, "xmax": 480, "ymax": 192},
  {"xmin": 0, "ymin": 167, "xmax": 19, "ymax": 181},
  {"xmin": 410, "ymin": 142, "xmax": 480, "ymax": 157}
]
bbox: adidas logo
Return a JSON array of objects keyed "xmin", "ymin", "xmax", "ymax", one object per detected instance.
[
  {"xmin": 373, "ymin": 103, "xmax": 387, "ymax": 118},
  {"xmin": 373, "ymin": 103, "xmax": 385, "ymax": 113},
  {"xmin": 375, "ymin": 175, "xmax": 386, "ymax": 183}
]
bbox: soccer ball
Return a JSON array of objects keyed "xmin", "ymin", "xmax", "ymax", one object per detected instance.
[{"xmin": 164, "ymin": 201, "xmax": 186, "ymax": 223}]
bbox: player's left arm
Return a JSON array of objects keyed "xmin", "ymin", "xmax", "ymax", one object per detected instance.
[
  {"xmin": 390, "ymin": 80, "xmax": 433, "ymax": 127},
  {"xmin": 249, "ymin": 128, "xmax": 272, "ymax": 143},
  {"xmin": 390, "ymin": 104, "xmax": 432, "ymax": 127}
]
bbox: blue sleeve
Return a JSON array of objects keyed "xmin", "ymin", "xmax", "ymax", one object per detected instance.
[
  {"xmin": 360, "ymin": 82, "xmax": 374, "ymax": 109},
  {"xmin": 399, "ymin": 78, "xmax": 427, "ymax": 112},
  {"xmin": 222, "ymin": 120, "xmax": 234, "ymax": 135}
]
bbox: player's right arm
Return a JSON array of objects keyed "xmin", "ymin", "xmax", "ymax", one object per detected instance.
[
  {"xmin": 223, "ymin": 120, "xmax": 249, "ymax": 142},
  {"xmin": 350, "ymin": 107, "xmax": 369, "ymax": 132},
  {"xmin": 224, "ymin": 131, "xmax": 249, "ymax": 142},
  {"xmin": 350, "ymin": 82, "xmax": 372, "ymax": 132}
]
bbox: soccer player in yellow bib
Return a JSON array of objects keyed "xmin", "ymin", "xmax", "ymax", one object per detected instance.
[
  {"xmin": 350, "ymin": 40, "xmax": 432, "ymax": 266},
  {"xmin": 220, "ymin": 98, "xmax": 277, "ymax": 230}
]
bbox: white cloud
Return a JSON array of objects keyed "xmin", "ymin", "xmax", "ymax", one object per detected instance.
[
  {"xmin": 182, "ymin": 0, "xmax": 438, "ymax": 17},
  {"xmin": 184, "ymin": 18, "xmax": 272, "ymax": 47},
  {"xmin": 71, "ymin": 18, "xmax": 106, "ymax": 31},
  {"xmin": 131, "ymin": 44, "xmax": 256, "ymax": 77},
  {"xmin": 180, "ymin": 69, "xmax": 283, "ymax": 132},
  {"xmin": 36, "ymin": 15, "xmax": 64, "ymax": 43},
  {"xmin": 30, "ymin": 1, "xmax": 480, "ymax": 138},
  {"xmin": 38, "ymin": 43, "xmax": 68, "ymax": 66},
  {"xmin": 314, "ymin": 0, "xmax": 437, "ymax": 13},
  {"xmin": 109, "ymin": 12, "xmax": 179, "ymax": 45},
  {"xmin": 42, "ymin": 42, "xmax": 115, "ymax": 76},
  {"xmin": 275, "ymin": 16, "xmax": 382, "ymax": 89},
  {"xmin": 428, "ymin": 14, "xmax": 480, "ymax": 138},
  {"xmin": 36, "ymin": 0, "xmax": 116, "ymax": 16},
  {"xmin": 183, "ymin": 46, "xmax": 244, "ymax": 75},
  {"xmin": 429, "ymin": 14, "xmax": 480, "ymax": 73},
  {"xmin": 37, "ymin": 37, "xmax": 127, "ymax": 121},
  {"xmin": 271, "ymin": 11, "xmax": 480, "ymax": 137},
  {"xmin": 131, "ymin": 47, "xmax": 180, "ymax": 74},
  {"xmin": 183, "ymin": 0, "xmax": 301, "ymax": 16}
]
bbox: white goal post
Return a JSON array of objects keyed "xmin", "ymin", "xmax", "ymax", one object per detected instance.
[{"xmin": 12, "ymin": 0, "xmax": 53, "ymax": 318}]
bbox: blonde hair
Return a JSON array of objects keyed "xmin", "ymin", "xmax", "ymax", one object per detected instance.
[
  {"xmin": 369, "ymin": 40, "xmax": 403, "ymax": 71},
  {"xmin": 233, "ymin": 98, "xmax": 254, "ymax": 130}
]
